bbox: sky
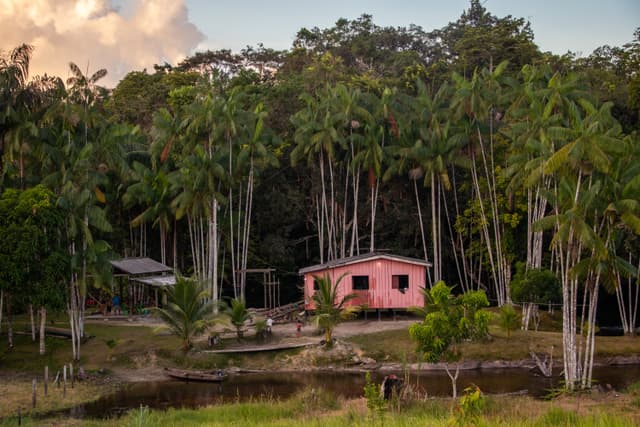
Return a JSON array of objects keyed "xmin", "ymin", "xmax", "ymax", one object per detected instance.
[{"xmin": 1, "ymin": 0, "xmax": 638, "ymax": 87}]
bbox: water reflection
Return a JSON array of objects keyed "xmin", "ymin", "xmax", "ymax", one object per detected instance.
[{"xmin": 70, "ymin": 365, "xmax": 640, "ymax": 419}]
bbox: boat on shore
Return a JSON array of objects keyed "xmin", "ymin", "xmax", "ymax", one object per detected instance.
[{"xmin": 164, "ymin": 367, "xmax": 226, "ymax": 382}]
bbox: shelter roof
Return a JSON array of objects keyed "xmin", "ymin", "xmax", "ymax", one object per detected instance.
[
  {"xmin": 298, "ymin": 252, "xmax": 431, "ymax": 275},
  {"xmin": 110, "ymin": 257, "xmax": 172, "ymax": 276},
  {"xmin": 133, "ymin": 275, "xmax": 176, "ymax": 287}
]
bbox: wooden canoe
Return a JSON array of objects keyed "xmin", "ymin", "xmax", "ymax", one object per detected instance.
[{"xmin": 164, "ymin": 367, "xmax": 226, "ymax": 382}]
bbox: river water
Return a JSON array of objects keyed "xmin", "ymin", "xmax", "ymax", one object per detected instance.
[{"xmin": 66, "ymin": 365, "xmax": 640, "ymax": 419}]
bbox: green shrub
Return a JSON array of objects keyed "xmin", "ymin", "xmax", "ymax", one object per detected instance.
[
  {"xmin": 364, "ymin": 371, "xmax": 387, "ymax": 416},
  {"xmin": 498, "ymin": 304, "xmax": 519, "ymax": 338},
  {"xmin": 453, "ymin": 385, "xmax": 486, "ymax": 426}
]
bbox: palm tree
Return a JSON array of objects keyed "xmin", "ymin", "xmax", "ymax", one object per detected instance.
[
  {"xmin": 537, "ymin": 98, "xmax": 624, "ymax": 391},
  {"xmin": 220, "ymin": 298, "xmax": 251, "ymax": 339},
  {"xmin": 124, "ymin": 162, "xmax": 175, "ymax": 266},
  {"xmin": 311, "ymin": 273, "xmax": 359, "ymax": 345},
  {"xmin": 291, "ymin": 87, "xmax": 345, "ymax": 262},
  {"xmin": 450, "ymin": 62, "xmax": 511, "ymax": 306},
  {"xmin": 1, "ymin": 44, "xmax": 62, "ymax": 187},
  {"xmin": 153, "ymin": 276, "xmax": 213, "ymax": 352},
  {"xmin": 235, "ymin": 102, "xmax": 278, "ymax": 298}
]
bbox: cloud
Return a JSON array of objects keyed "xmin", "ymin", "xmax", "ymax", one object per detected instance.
[{"xmin": 0, "ymin": 0, "xmax": 204, "ymax": 87}]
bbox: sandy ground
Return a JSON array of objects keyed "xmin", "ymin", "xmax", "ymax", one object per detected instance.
[{"xmin": 102, "ymin": 318, "xmax": 415, "ymax": 382}]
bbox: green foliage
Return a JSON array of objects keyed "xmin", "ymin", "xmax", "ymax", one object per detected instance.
[
  {"xmin": 363, "ymin": 371, "xmax": 387, "ymax": 416},
  {"xmin": 409, "ymin": 282, "xmax": 490, "ymax": 363},
  {"xmin": 0, "ymin": 186, "xmax": 68, "ymax": 311},
  {"xmin": 311, "ymin": 273, "xmax": 359, "ymax": 346},
  {"xmin": 453, "ymin": 385, "xmax": 486, "ymax": 427},
  {"xmin": 498, "ymin": 304, "xmax": 519, "ymax": 338},
  {"xmin": 220, "ymin": 298, "xmax": 251, "ymax": 339},
  {"xmin": 510, "ymin": 263, "xmax": 561, "ymax": 305},
  {"xmin": 153, "ymin": 276, "xmax": 214, "ymax": 351}
]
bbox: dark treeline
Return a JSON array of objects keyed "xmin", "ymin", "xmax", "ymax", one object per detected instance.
[{"xmin": 1, "ymin": 1, "xmax": 640, "ymax": 389}]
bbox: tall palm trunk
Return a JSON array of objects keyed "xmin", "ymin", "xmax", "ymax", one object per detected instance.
[
  {"xmin": 349, "ymin": 154, "xmax": 361, "ymax": 257},
  {"xmin": 39, "ymin": 306, "xmax": 46, "ymax": 355},
  {"xmin": 29, "ymin": 304, "xmax": 36, "ymax": 342},
  {"xmin": 240, "ymin": 161, "xmax": 255, "ymax": 300},
  {"xmin": 209, "ymin": 198, "xmax": 219, "ymax": 314},
  {"xmin": 615, "ymin": 254, "xmax": 639, "ymax": 336},
  {"xmin": 477, "ymin": 127, "xmax": 509, "ymax": 304},
  {"xmin": 470, "ymin": 149, "xmax": 501, "ymax": 302},
  {"xmin": 0, "ymin": 289, "xmax": 3, "ymax": 335},
  {"xmin": 5, "ymin": 292, "xmax": 13, "ymax": 348},
  {"xmin": 369, "ymin": 168, "xmax": 376, "ymax": 253},
  {"xmin": 319, "ymin": 152, "xmax": 328, "ymax": 263},
  {"xmin": 558, "ymin": 171, "xmax": 583, "ymax": 391},
  {"xmin": 413, "ymin": 178, "xmax": 432, "ymax": 288},
  {"xmin": 159, "ymin": 222, "xmax": 167, "ymax": 266}
]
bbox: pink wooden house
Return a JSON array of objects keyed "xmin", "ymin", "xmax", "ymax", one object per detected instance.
[{"xmin": 300, "ymin": 252, "xmax": 430, "ymax": 311}]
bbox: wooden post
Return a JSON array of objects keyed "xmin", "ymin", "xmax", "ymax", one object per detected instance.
[
  {"xmin": 63, "ymin": 365, "xmax": 67, "ymax": 398},
  {"xmin": 32, "ymin": 379, "xmax": 36, "ymax": 408},
  {"xmin": 70, "ymin": 363, "xmax": 74, "ymax": 388},
  {"xmin": 44, "ymin": 366, "xmax": 48, "ymax": 396}
]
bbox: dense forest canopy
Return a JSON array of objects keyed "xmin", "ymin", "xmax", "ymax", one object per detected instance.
[{"xmin": 1, "ymin": 0, "xmax": 640, "ymax": 389}]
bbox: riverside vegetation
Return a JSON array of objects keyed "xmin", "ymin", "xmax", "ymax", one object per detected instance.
[{"xmin": 2, "ymin": 0, "xmax": 640, "ymax": 424}]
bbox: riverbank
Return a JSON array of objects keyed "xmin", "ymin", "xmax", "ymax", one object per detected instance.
[
  {"xmin": 8, "ymin": 384, "xmax": 640, "ymax": 427},
  {"xmin": 2, "ymin": 314, "xmax": 640, "ymax": 424}
]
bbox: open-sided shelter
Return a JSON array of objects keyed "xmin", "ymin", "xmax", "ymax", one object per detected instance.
[
  {"xmin": 300, "ymin": 252, "xmax": 430, "ymax": 311},
  {"xmin": 109, "ymin": 257, "xmax": 174, "ymax": 308}
]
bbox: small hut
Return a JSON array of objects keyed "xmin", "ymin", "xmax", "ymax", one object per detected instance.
[
  {"xmin": 109, "ymin": 257, "xmax": 174, "ymax": 310},
  {"xmin": 300, "ymin": 252, "xmax": 430, "ymax": 312}
]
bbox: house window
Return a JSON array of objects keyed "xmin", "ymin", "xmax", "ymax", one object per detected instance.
[
  {"xmin": 392, "ymin": 275, "xmax": 409, "ymax": 291},
  {"xmin": 313, "ymin": 279, "xmax": 320, "ymax": 291},
  {"xmin": 352, "ymin": 275, "xmax": 369, "ymax": 290}
]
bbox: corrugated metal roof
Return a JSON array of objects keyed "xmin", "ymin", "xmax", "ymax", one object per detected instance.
[
  {"xmin": 298, "ymin": 252, "xmax": 431, "ymax": 274},
  {"xmin": 110, "ymin": 257, "xmax": 172, "ymax": 275},
  {"xmin": 133, "ymin": 275, "xmax": 176, "ymax": 287}
]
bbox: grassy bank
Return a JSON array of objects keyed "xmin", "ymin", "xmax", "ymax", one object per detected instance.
[
  {"xmin": 0, "ymin": 377, "xmax": 114, "ymax": 421},
  {"xmin": 2, "ymin": 313, "xmax": 640, "ymax": 378},
  {"xmin": 5, "ymin": 384, "xmax": 640, "ymax": 427}
]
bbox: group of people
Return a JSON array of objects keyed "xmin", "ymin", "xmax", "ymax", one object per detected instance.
[
  {"xmin": 266, "ymin": 316, "xmax": 304, "ymax": 337},
  {"xmin": 98, "ymin": 294, "xmax": 122, "ymax": 316}
]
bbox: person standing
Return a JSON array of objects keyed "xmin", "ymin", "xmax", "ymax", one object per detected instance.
[
  {"xmin": 112, "ymin": 294, "xmax": 121, "ymax": 315},
  {"xmin": 296, "ymin": 319, "xmax": 302, "ymax": 337},
  {"xmin": 266, "ymin": 316, "xmax": 273, "ymax": 335}
]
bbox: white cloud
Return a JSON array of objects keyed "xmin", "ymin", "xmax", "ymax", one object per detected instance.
[{"xmin": 0, "ymin": 0, "xmax": 204, "ymax": 87}]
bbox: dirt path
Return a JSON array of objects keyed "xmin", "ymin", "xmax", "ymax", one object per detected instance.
[{"xmin": 271, "ymin": 319, "xmax": 414, "ymax": 340}]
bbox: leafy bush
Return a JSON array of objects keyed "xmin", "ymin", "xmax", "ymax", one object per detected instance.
[
  {"xmin": 364, "ymin": 371, "xmax": 387, "ymax": 416},
  {"xmin": 453, "ymin": 385, "xmax": 486, "ymax": 426},
  {"xmin": 511, "ymin": 263, "xmax": 561, "ymax": 306}
]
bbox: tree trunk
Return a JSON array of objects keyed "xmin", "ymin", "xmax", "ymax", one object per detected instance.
[
  {"xmin": 39, "ymin": 307, "xmax": 46, "ymax": 355},
  {"xmin": 413, "ymin": 178, "xmax": 432, "ymax": 288},
  {"xmin": 431, "ymin": 173, "xmax": 439, "ymax": 282},
  {"xmin": 29, "ymin": 304, "xmax": 36, "ymax": 342},
  {"xmin": 369, "ymin": 171, "xmax": 375, "ymax": 253},
  {"xmin": 0, "ymin": 289, "xmax": 3, "ymax": 335},
  {"xmin": 444, "ymin": 363, "xmax": 460, "ymax": 399},
  {"xmin": 211, "ymin": 198, "xmax": 219, "ymax": 313},
  {"xmin": 6, "ymin": 292, "xmax": 13, "ymax": 348}
]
